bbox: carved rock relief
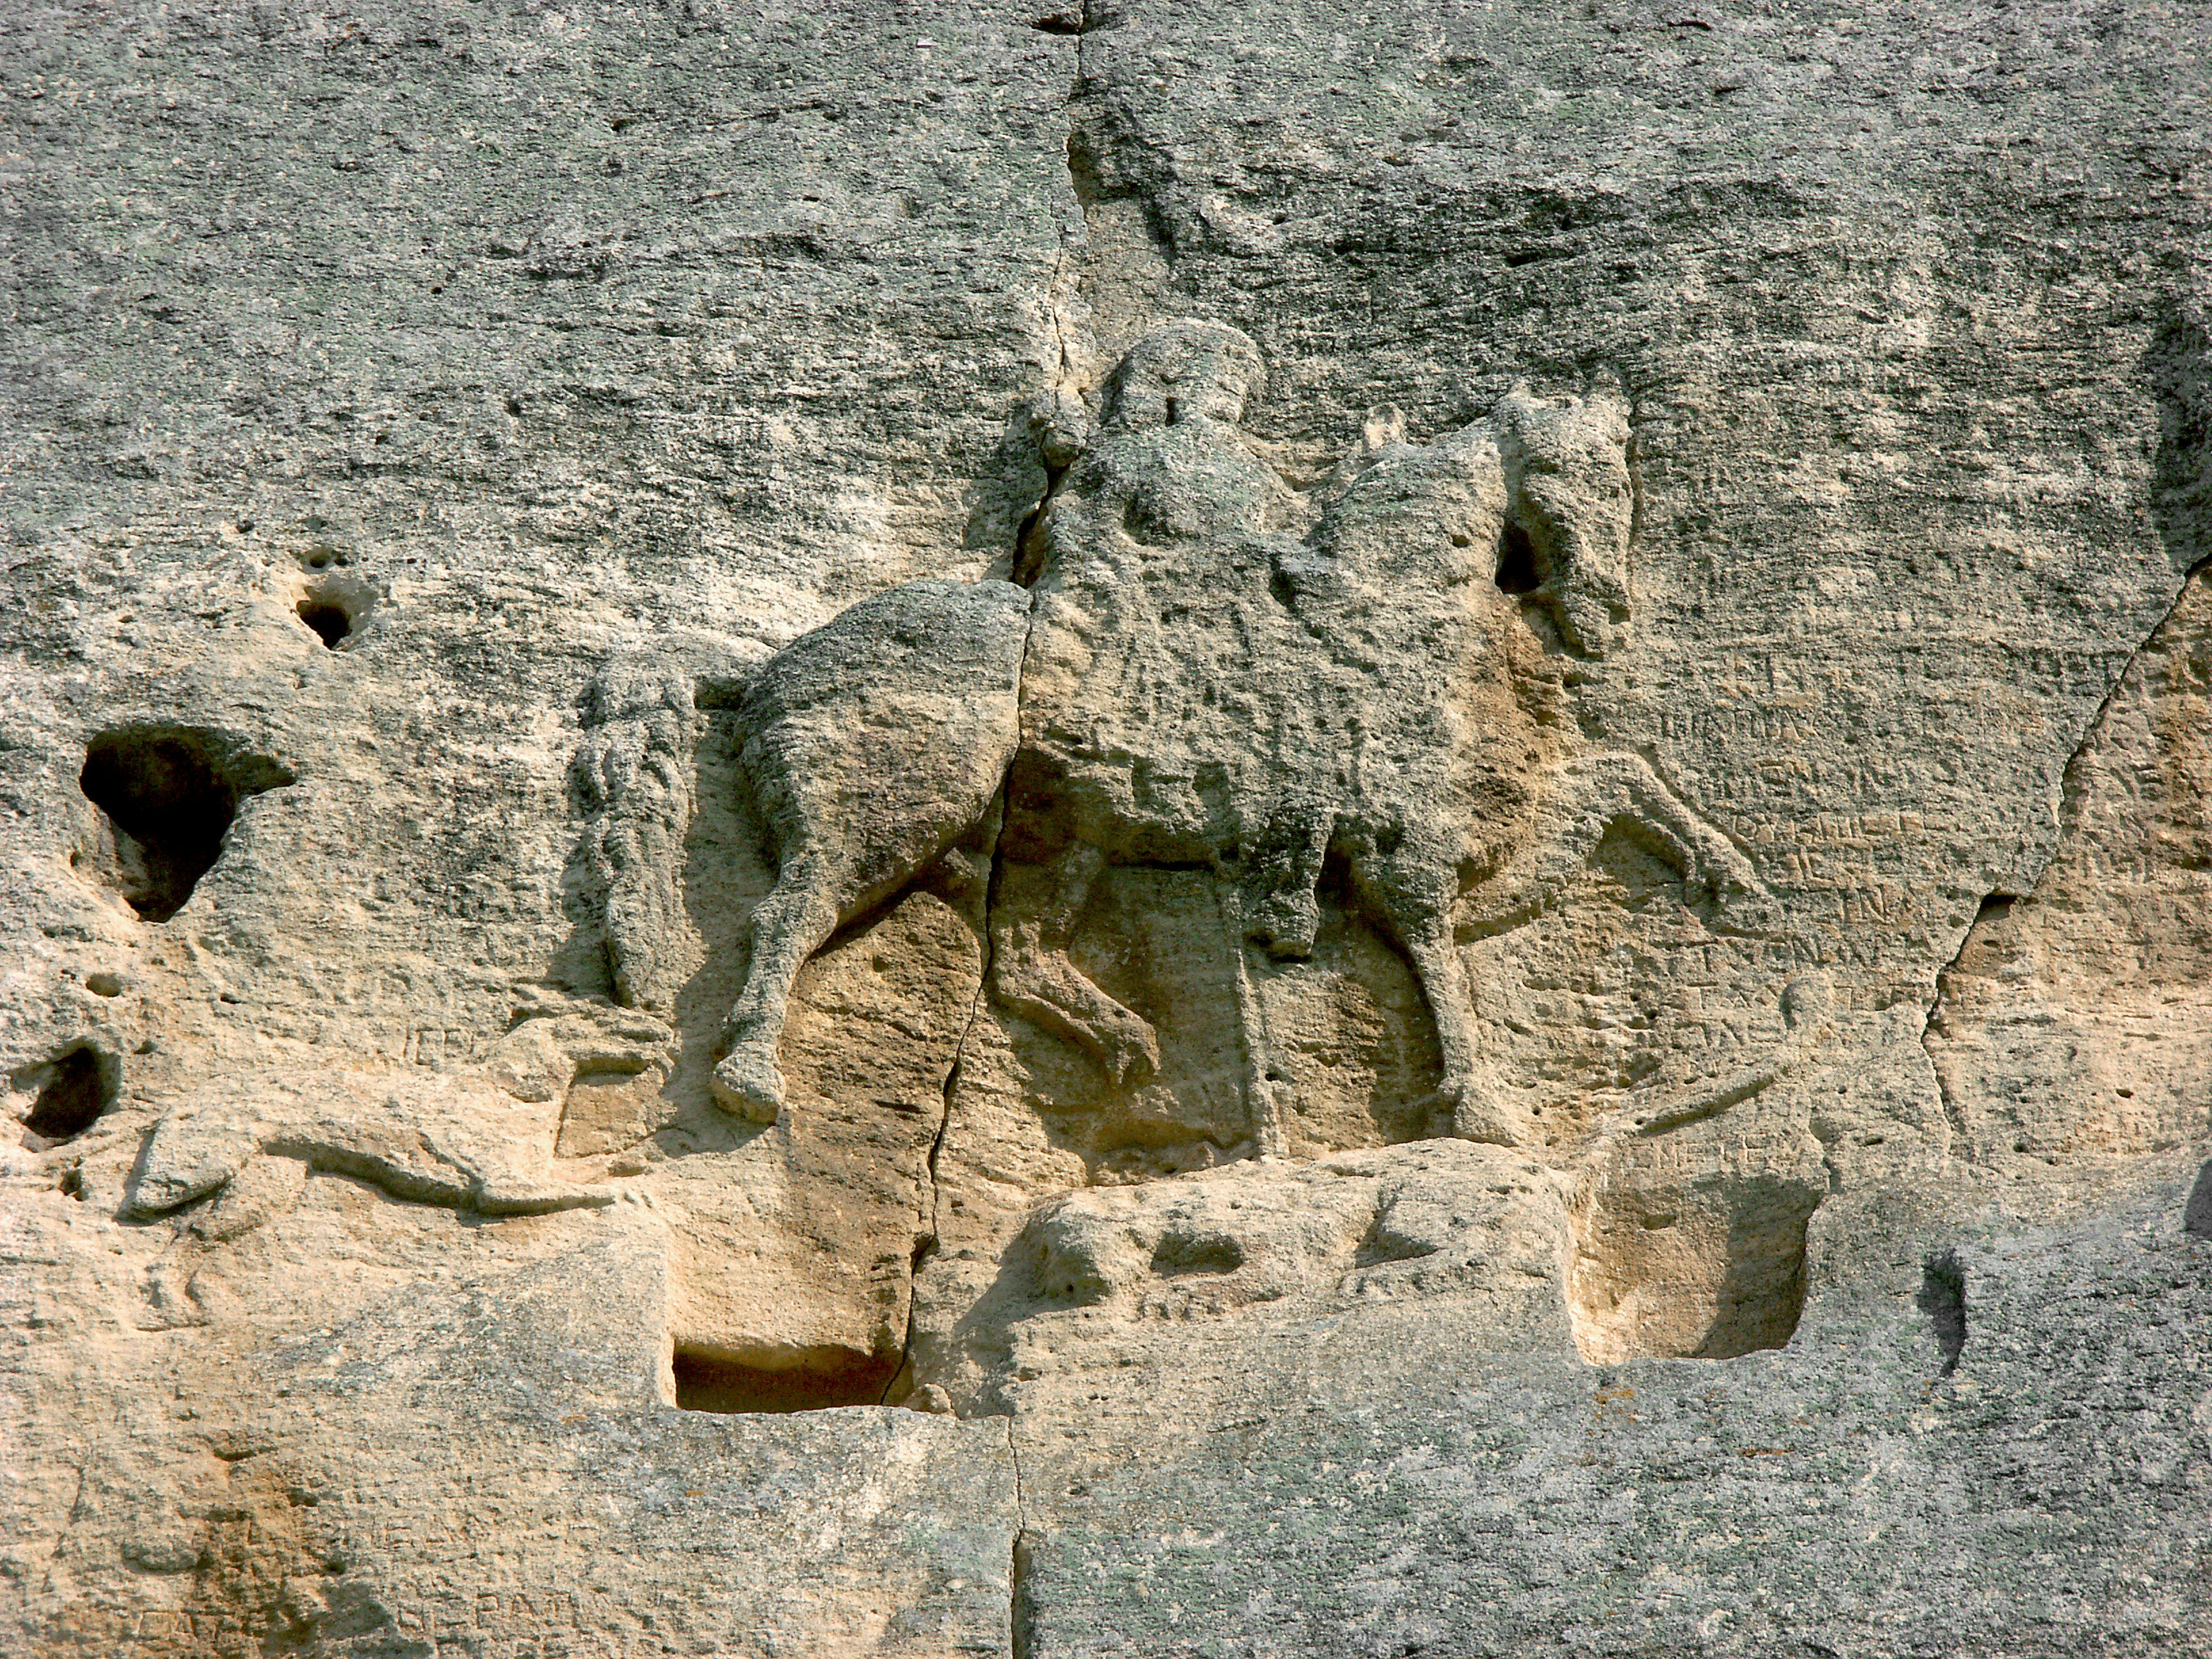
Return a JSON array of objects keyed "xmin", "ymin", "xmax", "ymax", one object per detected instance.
[
  {"xmin": 543, "ymin": 323, "xmax": 1827, "ymax": 1382},
  {"xmin": 121, "ymin": 325, "xmax": 1851, "ymax": 1393},
  {"xmin": 690, "ymin": 324, "xmax": 1761, "ymax": 1141}
]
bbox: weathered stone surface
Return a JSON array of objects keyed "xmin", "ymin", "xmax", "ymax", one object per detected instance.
[
  {"xmin": 5, "ymin": 1199, "xmax": 1018, "ymax": 1656},
  {"xmin": 1929, "ymin": 552, "xmax": 2212, "ymax": 1178},
  {"xmin": 1002, "ymin": 1160, "xmax": 2211, "ymax": 1659},
  {"xmin": 4, "ymin": 0, "xmax": 2211, "ymax": 1653}
]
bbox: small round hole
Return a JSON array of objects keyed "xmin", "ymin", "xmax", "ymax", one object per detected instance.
[{"xmin": 297, "ymin": 602, "xmax": 351, "ymax": 648}]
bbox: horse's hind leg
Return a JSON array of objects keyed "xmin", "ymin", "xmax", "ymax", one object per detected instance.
[
  {"xmin": 1358, "ymin": 855, "xmax": 1525, "ymax": 1147},
  {"xmin": 712, "ymin": 840, "xmax": 846, "ymax": 1121},
  {"xmin": 991, "ymin": 842, "xmax": 1162, "ymax": 1089},
  {"xmin": 1403, "ymin": 912, "xmax": 1525, "ymax": 1146}
]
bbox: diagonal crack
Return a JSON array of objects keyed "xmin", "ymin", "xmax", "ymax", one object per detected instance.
[
  {"xmin": 1919, "ymin": 889, "xmax": 2014, "ymax": 1164},
  {"xmin": 1916, "ymin": 554, "xmax": 2211, "ymax": 1165}
]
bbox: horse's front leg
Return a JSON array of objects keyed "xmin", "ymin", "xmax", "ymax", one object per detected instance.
[
  {"xmin": 1214, "ymin": 884, "xmax": 1294, "ymax": 1160},
  {"xmin": 1240, "ymin": 798, "xmax": 1335, "ymax": 961},
  {"xmin": 712, "ymin": 842, "xmax": 845, "ymax": 1122},
  {"xmin": 991, "ymin": 842, "xmax": 1161, "ymax": 1089}
]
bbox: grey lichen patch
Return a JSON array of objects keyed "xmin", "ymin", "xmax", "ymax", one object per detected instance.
[{"xmin": 1918, "ymin": 1248, "xmax": 1969, "ymax": 1376}]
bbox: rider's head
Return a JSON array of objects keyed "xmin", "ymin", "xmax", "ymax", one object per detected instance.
[{"xmin": 1100, "ymin": 321, "xmax": 1265, "ymax": 431}]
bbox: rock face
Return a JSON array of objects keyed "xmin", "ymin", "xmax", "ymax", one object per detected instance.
[{"xmin": 3, "ymin": 2, "xmax": 2210, "ymax": 1655}]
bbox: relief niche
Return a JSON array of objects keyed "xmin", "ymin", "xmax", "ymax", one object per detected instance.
[
  {"xmin": 563, "ymin": 321, "xmax": 1827, "ymax": 1395},
  {"xmin": 127, "ymin": 324, "xmax": 1829, "ymax": 1405}
]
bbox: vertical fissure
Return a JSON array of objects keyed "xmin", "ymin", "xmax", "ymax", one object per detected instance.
[
  {"xmin": 1007, "ymin": 1431, "xmax": 1033, "ymax": 1659},
  {"xmin": 882, "ymin": 780, "xmax": 1012, "ymax": 1409},
  {"xmin": 1623, "ymin": 388, "xmax": 1647, "ymax": 569},
  {"xmin": 993, "ymin": 56, "xmax": 1085, "ymax": 1615},
  {"xmin": 1043, "ymin": 10, "xmax": 1089, "ymax": 403},
  {"xmin": 886, "ymin": 467, "xmax": 1051, "ymax": 1406}
]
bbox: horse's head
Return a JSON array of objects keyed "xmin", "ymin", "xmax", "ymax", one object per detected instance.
[{"xmin": 1494, "ymin": 384, "xmax": 1634, "ymax": 658}]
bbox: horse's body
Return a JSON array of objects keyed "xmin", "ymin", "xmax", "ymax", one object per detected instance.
[{"xmin": 706, "ymin": 324, "xmax": 1756, "ymax": 1146}]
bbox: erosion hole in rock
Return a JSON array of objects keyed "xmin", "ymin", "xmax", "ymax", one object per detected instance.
[
  {"xmin": 25, "ymin": 1047, "xmax": 113, "ymax": 1143},
  {"xmin": 1917, "ymin": 1249, "xmax": 1968, "ymax": 1374},
  {"xmin": 1495, "ymin": 520, "xmax": 1540, "ymax": 594},
  {"xmin": 1567, "ymin": 1173, "xmax": 1821, "ymax": 1362},
  {"xmin": 293, "ymin": 551, "xmax": 378, "ymax": 648},
  {"xmin": 297, "ymin": 600, "xmax": 352, "ymax": 648},
  {"xmin": 78, "ymin": 726, "xmax": 296, "ymax": 922},
  {"xmin": 672, "ymin": 1347, "xmax": 899, "ymax": 1414}
]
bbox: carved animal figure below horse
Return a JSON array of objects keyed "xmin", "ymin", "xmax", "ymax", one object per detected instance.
[{"xmin": 706, "ymin": 323, "xmax": 1758, "ymax": 1147}]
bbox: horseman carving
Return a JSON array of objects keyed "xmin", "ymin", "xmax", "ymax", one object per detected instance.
[{"xmin": 597, "ymin": 322, "xmax": 1758, "ymax": 1153}]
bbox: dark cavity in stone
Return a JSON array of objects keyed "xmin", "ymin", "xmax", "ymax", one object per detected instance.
[
  {"xmin": 297, "ymin": 600, "xmax": 352, "ymax": 647},
  {"xmin": 672, "ymin": 1347, "xmax": 901, "ymax": 1414},
  {"xmin": 1495, "ymin": 520, "xmax": 1540, "ymax": 594},
  {"xmin": 79, "ymin": 727, "xmax": 295, "ymax": 922},
  {"xmin": 26, "ymin": 1047, "xmax": 112, "ymax": 1143}
]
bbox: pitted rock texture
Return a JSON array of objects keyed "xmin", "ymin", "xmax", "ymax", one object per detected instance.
[{"xmin": 5, "ymin": 1, "xmax": 2212, "ymax": 1656}]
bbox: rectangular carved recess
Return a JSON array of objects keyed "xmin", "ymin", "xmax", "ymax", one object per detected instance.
[{"xmin": 671, "ymin": 1347, "xmax": 898, "ymax": 1414}]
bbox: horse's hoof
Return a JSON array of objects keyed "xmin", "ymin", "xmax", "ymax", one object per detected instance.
[
  {"xmin": 1418, "ymin": 1077, "xmax": 1522, "ymax": 1147},
  {"xmin": 1695, "ymin": 840, "xmax": 1760, "ymax": 900},
  {"xmin": 1103, "ymin": 1018, "xmax": 1162, "ymax": 1091},
  {"xmin": 1451, "ymin": 1097, "xmax": 1523, "ymax": 1147},
  {"xmin": 711, "ymin": 1051, "xmax": 785, "ymax": 1123}
]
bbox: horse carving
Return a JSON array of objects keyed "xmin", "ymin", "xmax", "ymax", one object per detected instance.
[{"xmin": 602, "ymin": 323, "xmax": 1758, "ymax": 1150}]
